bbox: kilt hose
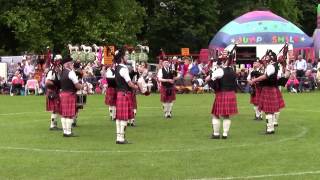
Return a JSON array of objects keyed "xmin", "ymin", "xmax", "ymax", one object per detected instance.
[
  {"xmin": 60, "ymin": 91, "xmax": 77, "ymax": 118},
  {"xmin": 258, "ymin": 86, "xmax": 285, "ymax": 113},
  {"xmin": 116, "ymin": 91, "xmax": 134, "ymax": 120},
  {"xmin": 105, "ymin": 87, "xmax": 117, "ymax": 106},
  {"xmin": 211, "ymin": 91, "xmax": 238, "ymax": 117},
  {"xmin": 46, "ymin": 90, "xmax": 60, "ymax": 114},
  {"xmin": 160, "ymin": 86, "xmax": 176, "ymax": 103},
  {"xmin": 250, "ymin": 86, "xmax": 261, "ymax": 106}
]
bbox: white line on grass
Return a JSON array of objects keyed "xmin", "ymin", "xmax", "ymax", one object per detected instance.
[
  {"xmin": 0, "ymin": 111, "xmax": 46, "ymax": 116},
  {"xmin": 0, "ymin": 126, "xmax": 308, "ymax": 154},
  {"xmin": 2, "ymin": 106, "xmax": 320, "ymax": 116},
  {"xmin": 187, "ymin": 170, "xmax": 320, "ymax": 180}
]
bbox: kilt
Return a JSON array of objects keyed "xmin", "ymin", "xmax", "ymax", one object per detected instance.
[
  {"xmin": 46, "ymin": 90, "xmax": 60, "ymax": 113},
  {"xmin": 105, "ymin": 87, "xmax": 117, "ymax": 106},
  {"xmin": 160, "ymin": 86, "xmax": 176, "ymax": 103},
  {"xmin": 258, "ymin": 86, "xmax": 285, "ymax": 113},
  {"xmin": 116, "ymin": 91, "xmax": 134, "ymax": 120},
  {"xmin": 211, "ymin": 91, "xmax": 238, "ymax": 117},
  {"xmin": 60, "ymin": 91, "xmax": 76, "ymax": 118},
  {"xmin": 250, "ymin": 86, "xmax": 261, "ymax": 106},
  {"xmin": 132, "ymin": 93, "xmax": 137, "ymax": 110}
]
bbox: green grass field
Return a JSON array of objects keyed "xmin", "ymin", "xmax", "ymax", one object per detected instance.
[{"xmin": 0, "ymin": 92, "xmax": 320, "ymax": 180}]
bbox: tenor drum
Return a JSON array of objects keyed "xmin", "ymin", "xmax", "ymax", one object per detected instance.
[{"xmin": 76, "ymin": 94, "xmax": 87, "ymax": 109}]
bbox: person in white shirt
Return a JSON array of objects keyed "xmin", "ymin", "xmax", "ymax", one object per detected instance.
[
  {"xmin": 114, "ymin": 48, "xmax": 139, "ymax": 144},
  {"xmin": 45, "ymin": 55, "xmax": 62, "ymax": 130},
  {"xmin": 205, "ymin": 57, "xmax": 238, "ymax": 139},
  {"xmin": 295, "ymin": 55, "xmax": 307, "ymax": 92},
  {"xmin": 248, "ymin": 52, "xmax": 285, "ymax": 134},
  {"xmin": 157, "ymin": 58, "xmax": 178, "ymax": 118},
  {"xmin": 59, "ymin": 56, "xmax": 83, "ymax": 137}
]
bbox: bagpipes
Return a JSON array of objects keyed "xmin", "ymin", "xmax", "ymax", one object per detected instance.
[
  {"xmin": 207, "ymin": 44, "xmax": 237, "ymax": 91},
  {"xmin": 276, "ymin": 43, "xmax": 289, "ymax": 87}
]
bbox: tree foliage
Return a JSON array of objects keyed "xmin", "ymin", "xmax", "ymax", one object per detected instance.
[
  {"xmin": 0, "ymin": 0, "xmax": 319, "ymax": 57},
  {"xmin": 0, "ymin": 0, "xmax": 145, "ymax": 54}
]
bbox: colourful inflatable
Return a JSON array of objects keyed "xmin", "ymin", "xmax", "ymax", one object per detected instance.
[{"xmin": 209, "ymin": 10, "xmax": 313, "ymax": 49}]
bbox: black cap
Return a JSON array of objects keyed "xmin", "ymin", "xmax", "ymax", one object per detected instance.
[{"xmin": 62, "ymin": 56, "xmax": 73, "ymax": 64}]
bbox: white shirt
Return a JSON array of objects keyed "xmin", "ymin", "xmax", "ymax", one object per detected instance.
[
  {"xmin": 265, "ymin": 64, "xmax": 275, "ymax": 77},
  {"xmin": 295, "ymin": 59, "xmax": 307, "ymax": 71},
  {"xmin": 210, "ymin": 67, "xmax": 224, "ymax": 81},
  {"xmin": 119, "ymin": 64, "xmax": 131, "ymax": 82},
  {"xmin": 68, "ymin": 70, "xmax": 79, "ymax": 84},
  {"xmin": 105, "ymin": 68, "xmax": 115, "ymax": 78},
  {"xmin": 46, "ymin": 70, "xmax": 58, "ymax": 81}
]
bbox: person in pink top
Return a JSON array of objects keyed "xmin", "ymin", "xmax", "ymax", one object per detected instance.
[
  {"xmin": 11, "ymin": 71, "xmax": 24, "ymax": 95},
  {"xmin": 25, "ymin": 74, "xmax": 39, "ymax": 95},
  {"xmin": 285, "ymin": 74, "xmax": 299, "ymax": 93}
]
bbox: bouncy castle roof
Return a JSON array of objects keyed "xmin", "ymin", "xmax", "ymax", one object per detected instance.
[{"xmin": 209, "ymin": 10, "xmax": 313, "ymax": 48}]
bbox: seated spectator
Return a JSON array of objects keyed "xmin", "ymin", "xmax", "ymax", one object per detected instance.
[
  {"xmin": 25, "ymin": 74, "xmax": 39, "ymax": 95},
  {"xmin": 192, "ymin": 76, "xmax": 204, "ymax": 93},
  {"xmin": 98, "ymin": 76, "xmax": 107, "ymax": 94},
  {"xmin": 285, "ymin": 74, "xmax": 299, "ymax": 93},
  {"xmin": 303, "ymin": 70, "xmax": 316, "ymax": 91},
  {"xmin": 0, "ymin": 76, "xmax": 6, "ymax": 94},
  {"xmin": 11, "ymin": 71, "xmax": 24, "ymax": 95},
  {"xmin": 237, "ymin": 69, "xmax": 248, "ymax": 93}
]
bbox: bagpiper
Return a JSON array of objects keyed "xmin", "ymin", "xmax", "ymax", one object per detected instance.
[
  {"xmin": 45, "ymin": 54, "xmax": 62, "ymax": 130},
  {"xmin": 114, "ymin": 48, "xmax": 139, "ymax": 144},
  {"xmin": 248, "ymin": 50, "xmax": 285, "ymax": 134},
  {"xmin": 206, "ymin": 50, "xmax": 238, "ymax": 139}
]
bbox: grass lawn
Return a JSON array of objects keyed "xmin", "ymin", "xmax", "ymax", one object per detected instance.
[{"xmin": 0, "ymin": 92, "xmax": 320, "ymax": 180}]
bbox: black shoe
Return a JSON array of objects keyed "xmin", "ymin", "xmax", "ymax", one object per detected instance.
[
  {"xmin": 49, "ymin": 127, "xmax": 62, "ymax": 131},
  {"xmin": 274, "ymin": 124, "xmax": 279, "ymax": 127},
  {"xmin": 211, "ymin": 134, "xmax": 220, "ymax": 139},
  {"xmin": 72, "ymin": 123, "xmax": 77, "ymax": 127},
  {"xmin": 265, "ymin": 131, "xmax": 275, "ymax": 135},
  {"xmin": 222, "ymin": 135, "xmax": 228, "ymax": 139},
  {"xmin": 131, "ymin": 123, "xmax": 136, "ymax": 127},
  {"xmin": 253, "ymin": 116, "xmax": 259, "ymax": 120},
  {"xmin": 63, "ymin": 133, "xmax": 77, "ymax": 137},
  {"xmin": 116, "ymin": 140, "xmax": 129, "ymax": 144},
  {"xmin": 258, "ymin": 116, "xmax": 263, "ymax": 121}
]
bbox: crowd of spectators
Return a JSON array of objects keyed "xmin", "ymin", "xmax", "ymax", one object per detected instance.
[{"xmin": 1, "ymin": 54, "xmax": 320, "ymax": 96}]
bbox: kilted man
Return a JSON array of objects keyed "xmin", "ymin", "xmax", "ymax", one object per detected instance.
[
  {"xmin": 247, "ymin": 60, "xmax": 263, "ymax": 120},
  {"xmin": 248, "ymin": 52, "xmax": 285, "ymax": 134},
  {"xmin": 206, "ymin": 58, "xmax": 238, "ymax": 139},
  {"xmin": 105, "ymin": 64, "xmax": 117, "ymax": 121},
  {"xmin": 45, "ymin": 54, "xmax": 62, "ymax": 130},
  {"xmin": 157, "ymin": 58, "xmax": 177, "ymax": 118},
  {"xmin": 59, "ymin": 57, "xmax": 83, "ymax": 137},
  {"xmin": 114, "ymin": 49, "xmax": 139, "ymax": 144}
]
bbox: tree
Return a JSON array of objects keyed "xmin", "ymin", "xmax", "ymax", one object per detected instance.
[
  {"xmin": 143, "ymin": 0, "xmax": 219, "ymax": 58},
  {"xmin": 0, "ymin": 0, "xmax": 146, "ymax": 55}
]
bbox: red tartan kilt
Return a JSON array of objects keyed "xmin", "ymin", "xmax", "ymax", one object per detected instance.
[
  {"xmin": 59, "ymin": 91, "xmax": 76, "ymax": 118},
  {"xmin": 250, "ymin": 86, "xmax": 261, "ymax": 106},
  {"xmin": 46, "ymin": 96, "xmax": 60, "ymax": 113},
  {"xmin": 105, "ymin": 87, "xmax": 117, "ymax": 106},
  {"xmin": 116, "ymin": 91, "xmax": 134, "ymax": 120},
  {"xmin": 258, "ymin": 87, "xmax": 285, "ymax": 113},
  {"xmin": 211, "ymin": 91, "xmax": 238, "ymax": 117},
  {"xmin": 160, "ymin": 86, "xmax": 176, "ymax": 103},
  {"xmin": 132, "ymin": 93, "xmax": 137, "ymax": 109}
]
